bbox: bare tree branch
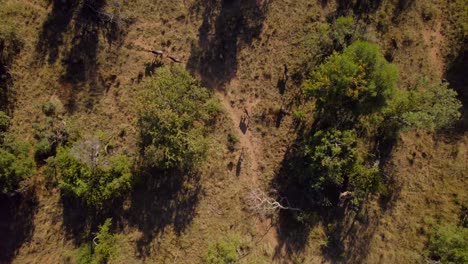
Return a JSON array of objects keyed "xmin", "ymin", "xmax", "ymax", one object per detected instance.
[{"xmin": 246, "ymin": 188, "xmax": 301, "ymax": 217}]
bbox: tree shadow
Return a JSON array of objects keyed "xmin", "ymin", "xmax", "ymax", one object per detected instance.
[
  {"xmin": 445, "ymin": 49, "xmax": 468, "ymax": 134},
  {"xmin": 187, "ymin": 0, "xmax": 270, "ymax": 88},
  {"xmin": 60, "ymin": 195, "xmax": 94, "ymax": 244},
  {"xmin": 272, "ymin": 139, "xmax": 401, "ymax": 262},
  {"xmin": 124, "ymin": 169, "xmax": 201, "ymax": 258},
  {"xmin": 334, "ymin": 0, "xmax": 383, "ymax": 17},
  {"xmin": 35, "ymin": 0, "xmax": 129, "ymax": 112},
  {"xmin": 270, "ymin": 103, "xmax": 401, "ymax": 261},
  {"xmin": 0, "ymin": 192, "xmax": 38, "ymax": 263},
  {"xmin": 35, "ymin": 0, "xmax": 80, "ymax": 64},
  {"xmin": 0, "ymin": 28, "xmax": 23, "ymax": 113}
]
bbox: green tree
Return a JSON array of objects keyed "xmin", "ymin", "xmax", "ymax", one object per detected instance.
[
  {"xmin": 304, "ymin": 41, "xmax": 398, "ymax": 116},
  {"xmin": 137, "ymin": 66, "xmax": 220, "ymax": 171},
  {"xmin": 0, "ymin": 140, "xmax": 35, "ymax": 193},
  {"xmin": 402, "ymin": 82, "xmax": 462, "ymax": 131},
  {"xmin": 77, "ymin": 218, "xmax": 118, "ymax": 264},
  {"xmin": 428, "ymin": 224, "xmax": 468, "ymax": 264},
  {"xmin": 303, "ymin": 129, "xmax": 380, "ymax": 206},
  {"xmin": 54, "ymin": 144, "xmax": 132, "ymax": 207}
]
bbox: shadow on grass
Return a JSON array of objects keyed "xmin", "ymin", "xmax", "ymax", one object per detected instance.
[
  {"xmin": 445, "ymin": 49, "xmax": 468, "ymax": 134},
  {"xmin": 187, "ymin": 0, "xmax": 270, "ymax": 88},
  {"xmin": 125, "ymin": 169, "xmax": 201, "ymax": 258},
  {"xmin": 0, "ymin": 192, "xmax": 38, "ymax": 263},
  {"xmin": 35, "ymin": 0, "xmax": 128, "ymax": 112},
  {"xmin": 270, "ymin": 109, "xmax": 402, "ymax": 262}
]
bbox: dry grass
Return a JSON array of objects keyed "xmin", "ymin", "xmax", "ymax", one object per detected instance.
[{"xmin": 0, "ymin": 0, "xmax": 466, "ymax": 263}]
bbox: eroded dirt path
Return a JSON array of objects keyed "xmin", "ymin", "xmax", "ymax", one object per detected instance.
[{"xmin": 217, "ymin": 90, "xmax": 261, "ymax": 184}]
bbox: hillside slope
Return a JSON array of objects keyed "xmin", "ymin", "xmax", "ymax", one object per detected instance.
[{"xmin": 0, "ymin": 0, "xmax": 466, "ymax": 263}]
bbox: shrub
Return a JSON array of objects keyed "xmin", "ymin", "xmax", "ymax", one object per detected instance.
[
  {"xmin": 427, "ymin": 224, "xmax": 468, "ymax": 264},
  {"xmin": 332, "ymin": 16, "xmax": 355, "ymax": 50},
  {"xmin": 0, "ymin": 111, "xmax": 9, "ymax": 131},
  {"xmin": 304, "ymin": 41, "xmax": 398, "ymax": 117},
  {"xmin": 402, "ymin": 82, "xmax": 462, "ymax": 131},
  {"xmin": 34, "ymin": 138, "xmax": 53, "ymax": 162},
  {"xmin": 227, "ymin": 133, "xmax": 238, "ymax": 152},
  {"xmin": 42, "ymin": 101, "xmax": 56, "ymax": 116},
  {"xmin": 204, "ymin": 234, "xmax": 242, "ymax": 264},
  {"xmin": 54, "ymin": 145, "xmax": 132, "ymax": 207},
  {"xmin": 0, "ymin": 140, "xmax": 35, "ymax": 193},
  {"xmin": 137, "ymin": 66, "xmax": 220, "ymax": 171},
  {"xmin": 93, "ymin": 218, "xmax": 117, "ymax": 264},
  {"xmin": 77, "ymin": 218, "xmax": 118, "ymax": 264},
  {"xmin": 303, "ymin": 129, "xmax": 380, "ymax": 206}
]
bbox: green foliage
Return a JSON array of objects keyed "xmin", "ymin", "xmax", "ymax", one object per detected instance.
[
  {"xmin": 303, "ymin": 16, "xmax": 355, "ymax": 57},
  {"xmin": 54, "ymin": 146, "xmax": 132, "ymax": 207},
  {"xmin": 227, "ymin": 133, "xmax": 238, "ymax": 152},
  {"xmin": 204, "ymin": 234, "xmax": 242, "ymax": 264},
  {"xmin": 402, "ymin": 82, "xmax": 462, "ymax": 131},
  {"xmin": 427, "ymin": 224, "xmax": 468, "ymax": 264},
  {"xmin": 304, "ymin": 41, "xmax": 398, "ymax": 116},
  {"xmin": 76, "ymin": 244, "xmax": 93, "ymax": 264},
  {"xmin": 137, "ymin": 66, "xmax": 220, "ymax": 171},
  {"xmin": 42, "ymin": 101, "xmax": 56, "ymax": 116},
  {"xmin": 303, "ymin": 129, "xmax": 380, "ymax": 206},
  {"xmin": 0, "ymin": 110, "xmax": 9, "ymax": 131},
  {"xmin": 332, "ymin": 16, "xmax": 355, "ymax": 49},
  {"xmin": 77, "ymin": 218, "xmax": 118, "ymax": 264},
  {"xmin": 0, "ymin": 139, "xmax": 35, "ymax": 193},
  {"xmin": 93, "ymin": 218, "xmax": 117, "ymax": 264},
  {"xmin": 34, "ymin": 138, "xmax": 53, "ymax": 162}
]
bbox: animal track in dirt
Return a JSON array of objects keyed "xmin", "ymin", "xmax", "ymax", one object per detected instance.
[{"xmin": 217, "ymin": 90, "xmax": 261, "ymax": 185}]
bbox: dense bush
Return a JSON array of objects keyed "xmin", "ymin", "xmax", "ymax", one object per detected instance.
[
  {"xmin": 137, "ymin": 66, "xmax": 220, "ymax": 171},
  {"xmin": 42, "ymin": 101, "xmax": 56, "ymax": 116},
  {"xmin": 303, "ymin": 129, "xmax": 380, "ymax": 206},
  {"xmin": 427, "ymin": 224, "xmax": 468, "ymax": 264},
  {"xmin": 304, "ymin": 41, "xmax": 398, "ymax": 117},
  {"xmin": 77, "ymin": 218, "xmax": 118, "ymax": 264},
  {"xmin": 204, "ymin": 234, "xmax": 242, "ymax": 264},
  {"xmin": 0, "ymin": 139, "xmax": 35, "ymax": 193},
  {"xmin": 53, "ymin": 144, "xmax": 132, "ymax": 207},
  {"xmin": 34, "ymin": 138, "xmax": 53, "ymax": 162},
  {"xmin": 401, "ymin": 82, "xmax": 462, "ymax": 131}
]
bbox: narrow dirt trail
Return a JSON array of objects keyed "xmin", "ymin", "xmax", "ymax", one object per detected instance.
[
  {"xmin": 217, "ymin": 91, "xmax": 261, "ymax": 185},
  {"xmin": 216, "ymin": 89, "xmax": 282, "ymax": 253},
  {"xmin": 423, "ymin": 20, "xmax": 445, "ymax": 78}
]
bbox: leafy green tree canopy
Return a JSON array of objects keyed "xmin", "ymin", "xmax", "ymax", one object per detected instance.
[
  {"xmin": 428, "ymin": 224, "xmax": 468, "ymax": 264},
  {"xmin": 0, "ymin": 139, "xmax": 35, "ymax": 194},
  {"xmin": 303, "ymin": 129, "xmax": 380, "ymax": 206},
  {"xmin": 402, "ymin": 82, "xmax": 462, "ymax": 131},
  {"xmin": 53, "ymin": 143, "xmax": 132, "ymax": 207},
  {"xmin": 304, "ymin": 41, "xmax": 398, "ymax": 116},
  {"xmin": 137, "ymin": 66, "xmax": 220, "ymax": 171}
]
